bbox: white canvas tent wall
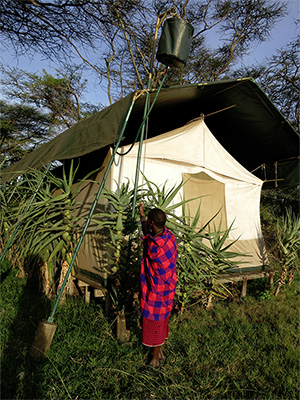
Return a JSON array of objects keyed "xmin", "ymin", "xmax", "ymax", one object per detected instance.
[{"xmin": 76, "ymin": 119, "xmax": 268, "ymax": 278}]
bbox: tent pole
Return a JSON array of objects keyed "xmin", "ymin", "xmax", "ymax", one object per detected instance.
[
  {"xmin": 47, "ymin": 95, "xmax": 136, "ymax": 324},
  {"xmin": 0, "ymin": 162, "xmax": 52, "ymax": 265}
]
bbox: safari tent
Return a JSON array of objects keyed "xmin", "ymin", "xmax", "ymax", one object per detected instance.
[
  {"xmin": 76, "ymin": 118, "xmax": 268, "ymax": 275},
  {"xmin": 2, "ymin": 78, "xmax": 299, "ymax": 283}
]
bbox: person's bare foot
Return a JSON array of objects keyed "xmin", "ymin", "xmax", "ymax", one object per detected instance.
[
  {"xmin": 149, "ymin": 358, "xmax": 159, "ymax": 368},
  {"xmin": 148, "ymin": 345, "xmax": 163, "ymax": 368}
]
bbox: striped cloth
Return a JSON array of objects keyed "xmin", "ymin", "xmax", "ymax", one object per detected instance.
[{"xmin": 140, "ymin": 227, "xmax": 177, "ymax": 321}]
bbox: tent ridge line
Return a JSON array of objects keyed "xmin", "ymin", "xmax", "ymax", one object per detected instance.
[
  {"xmin": 129, "ymin": 156, "xmax": 262, "ymax": 185},
  {"xmin": 198, "ymin": 166, "xmax": 262, "ymax": 186},
  {"xmin": 198, "ymin": 80, "xmax": 246, "ymax": 99},
  {"xmin": 205, "ymin": 104, "xmax": 237, "ymax": 118}
]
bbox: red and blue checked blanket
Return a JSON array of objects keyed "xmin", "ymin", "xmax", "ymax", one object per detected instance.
[{"xmin": 140, "ymin": 227, "xmax": 177, "ymax": 321}]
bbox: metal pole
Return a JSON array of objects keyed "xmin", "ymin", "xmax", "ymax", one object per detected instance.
[
  {"xmin": 47, "ymin": 96, "xmax": 136, "ymax": 323},
  {"xmin": 0, "ymin": 162, "xmax": 52, "ymax": 264}
]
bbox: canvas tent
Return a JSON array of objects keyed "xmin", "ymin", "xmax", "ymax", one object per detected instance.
[
  {"xmin": 74, "ymin": 118, "xmax": 267, "ymax": 278},
  {"xmin": 1, "ymin": 78, "xmax": 298, "ymax": 282},
  {"xmin": 2, "ymin": 78, "xmax": 298, "ymax": 183}
]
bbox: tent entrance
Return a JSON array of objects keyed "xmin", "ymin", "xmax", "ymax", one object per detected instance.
[{"xmin": 183, "ymin": 172, "xmax": 227, "ymax": 231}]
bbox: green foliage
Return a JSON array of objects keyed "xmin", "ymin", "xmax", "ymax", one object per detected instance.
[
  {"xmin": 92, "ymin": 180, "xmax": 142, "ymax": 309},
  {"xmin": 260, "ymin": 188, "xmax": 300, "ymax": 272},
  {"xmin": 0, "ymin": 66, "xmax": 103, "ymax": 168},
  {"xmin": 1, "ymin": 0, "xmax": 288, "ymax": 94},
  {"xmin": 93, "ymin": 180, "xmax": 135, "ymax": 270},
  {"xmin": 261, "ymin": 187, "xmax": 300, "ymax": 217},
  {"xmin": 1, "ymin": 161, "xmax": 96, "ymax": 295},
  {"xmin": 274, "ymin": 207, "xmax": 300, "ymax": 295},
  {"xmin": 2, "ymin": 169, "xmax": 243, "ymax": 308},
  {"xmin": 140, "ymin": 178, "xmax": 243, "ymax": 309},
  {"xmin": 0, "ymin": 100, "xmax": 53, "ymax": 168},
  {"xmin": 176, "ymin": 222, "xmax": 241, "ymax": 309},
  {"xmin": 277, "ymin": 207, "xmax": 300, "ymax": 271},
  {"xmin": 1, "ymin": 66, "xmax": 101, "ymax": 129}
]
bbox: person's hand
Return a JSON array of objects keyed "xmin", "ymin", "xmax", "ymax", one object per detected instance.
[
  {"xmin": 138, "ymin": 202, "xmax": 145, "ymax": 217},
  {"xmin": 139, "ymin": 202, "xmax": 148, "ymax": 232}
]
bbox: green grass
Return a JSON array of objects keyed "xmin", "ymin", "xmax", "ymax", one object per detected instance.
[{"xmin": 1, "ymin": 265, "xmax": 299, "ymax": 400}]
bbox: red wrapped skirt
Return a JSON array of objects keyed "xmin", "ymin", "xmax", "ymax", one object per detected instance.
[{"xmin": 142, "ymin": 316, "xmax": 170, "ymax": 347}]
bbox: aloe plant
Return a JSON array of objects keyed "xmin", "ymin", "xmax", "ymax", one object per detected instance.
[
  {"xmin": 141, "ymin": 177, "xmax": 242, "ymax": 311},
  {"xmin": 275, "ymin": 207, "xmax": 300, "ymax": 295},
  {"xmin": 92, "ymin": 181, "xmax": 135, "ymax": 265},
  {"xmin": 91, "ymin": 180, "xmax": 141, "ymax": 309},
  {"xmin": 140, "ymin": 174, "xmax": 202, "ymax": 234},
  {"xmin": 2, "ymin": 167, "xmax": 244, "ymax": 310},
  {"xmin": 176, "ymin": 212, "xmax": 242, "ymax": 311},
  {"xmin": 0, "ymin": 178, "xmax": 26, "ymax": 273},
  {"xmin": 2, "ymin": 161, "xmax": 96, "ymax": 296}
]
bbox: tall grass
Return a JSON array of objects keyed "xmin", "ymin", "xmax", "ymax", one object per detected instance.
[{"xmin": 1, "ymin": 264, "xmax": 299, "ymax": 400}]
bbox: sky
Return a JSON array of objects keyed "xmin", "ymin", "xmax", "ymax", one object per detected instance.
[
  {"xmin": 206, "ymin": 0, "xmax": 299, "ymax": 65},
  {"xmin": 0, "ymin": 0, "xmax": 299, "ymax": 107}
]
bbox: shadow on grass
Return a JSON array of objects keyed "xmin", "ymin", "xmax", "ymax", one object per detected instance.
[{"xmin": 1, "ymin": 267, "xmax": 52, "ymax": 399}]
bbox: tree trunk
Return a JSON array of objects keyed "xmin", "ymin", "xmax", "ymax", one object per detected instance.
[
  {"xmin": 57, "ymin": 260, "xmax": 71, "ymax": 304},
  {"xmin": 41, "ymin": 262, "xmax": 53, "ymax": 299},
  {"xmin": 288, "ymin": 269, "xmax": 294, "ymax": 285},
  {"xmin": 274, "ymin": 267, "xmax": 287, "ymax": 296},
  {"xmin": 206, "ymin": 292, "xmax": 214, "ymax": 310}
]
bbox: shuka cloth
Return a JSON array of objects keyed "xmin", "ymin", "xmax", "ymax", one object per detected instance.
[
  {"xmin": 140, "ymin": 227, "xmax": 177, "ymax": 321},
  {"xmin": 142, "ymin": 316, "xmax": 170, "ymax": 347}
]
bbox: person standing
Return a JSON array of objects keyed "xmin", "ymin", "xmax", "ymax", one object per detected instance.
[{"xmin": 138, "ymin": 203, "xmax": 177, "ymax": 368}]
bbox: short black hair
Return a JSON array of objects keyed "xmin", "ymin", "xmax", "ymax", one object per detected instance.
[{"xmin": 148, "ymin": 208, "xmax": 166, "ymax": 229}]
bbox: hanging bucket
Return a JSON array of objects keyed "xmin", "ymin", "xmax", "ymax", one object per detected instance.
[{"xmin": 157, "ymin": 17, "xmax": 194, "ymax": 68}]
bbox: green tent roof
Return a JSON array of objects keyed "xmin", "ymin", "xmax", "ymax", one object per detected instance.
[{"xmin": 1, "ymin": 78, "xmax": 299, "ymax": 183}]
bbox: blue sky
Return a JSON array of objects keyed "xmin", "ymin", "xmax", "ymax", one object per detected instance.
[
  {"xmin": 1, "ymin": 0, "xmax": 299, "ymax": 107},
  {"xmin": 205, "ymin": 0, "xmax": 299, "ymax": 65}
]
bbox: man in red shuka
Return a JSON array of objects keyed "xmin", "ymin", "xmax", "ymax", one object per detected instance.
[{"xmin": 138, "ymin": 203, "xmax": 177, "ymax": 368}]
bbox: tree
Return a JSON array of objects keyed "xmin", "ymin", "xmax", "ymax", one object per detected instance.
[
  {"xmin": 0, "ymin": 66, "xmax": 102, "ymax": 166},
  {"xmin": 244, "ymin": 36, "xmax": 299, "ymax": 131},
  {"xmin": 0, "ymin": 100, "xmax": 53, "ymax": 168},
  {"xmin": 0, "ymin": 0, "xmax": 288, "ymax": 103},
  {"xmin": 1, "ymin": 65, "xmax": 101, "ymax": 128}
]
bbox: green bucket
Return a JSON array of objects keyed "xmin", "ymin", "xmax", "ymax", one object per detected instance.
[{"xmin": 157, "ymin": 17, "xmax": 194, "ymax": 68}]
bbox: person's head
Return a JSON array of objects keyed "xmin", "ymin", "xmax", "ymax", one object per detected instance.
[{"xmin": 147, "ymin": 208, "xmax": 166, "ymax": 230}]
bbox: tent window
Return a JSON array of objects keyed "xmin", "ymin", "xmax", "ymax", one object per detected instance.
[{"xmin": 182, "ymin": 172, "xmax": 227, "ymax": 232}]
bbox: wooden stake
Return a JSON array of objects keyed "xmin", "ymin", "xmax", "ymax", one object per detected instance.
[
  {"xmin": 241, "ymin": 277, "xmax": 248, "ymax": 298},
  {"xmin": 116, "ymin": 311, "xmax": 130, "ymax": 342}
]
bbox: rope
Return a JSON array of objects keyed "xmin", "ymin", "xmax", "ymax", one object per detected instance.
[
  {"xmin": 116, "ymin": 69, "xmax": 168, "ymax": 157},
  {"xmin": 184, "ymin": 105, "xmax": 237, "ymax": 127},
  {"xmin": 205, "ymin": 104, "xmax": 237, "ymax": 118}
]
